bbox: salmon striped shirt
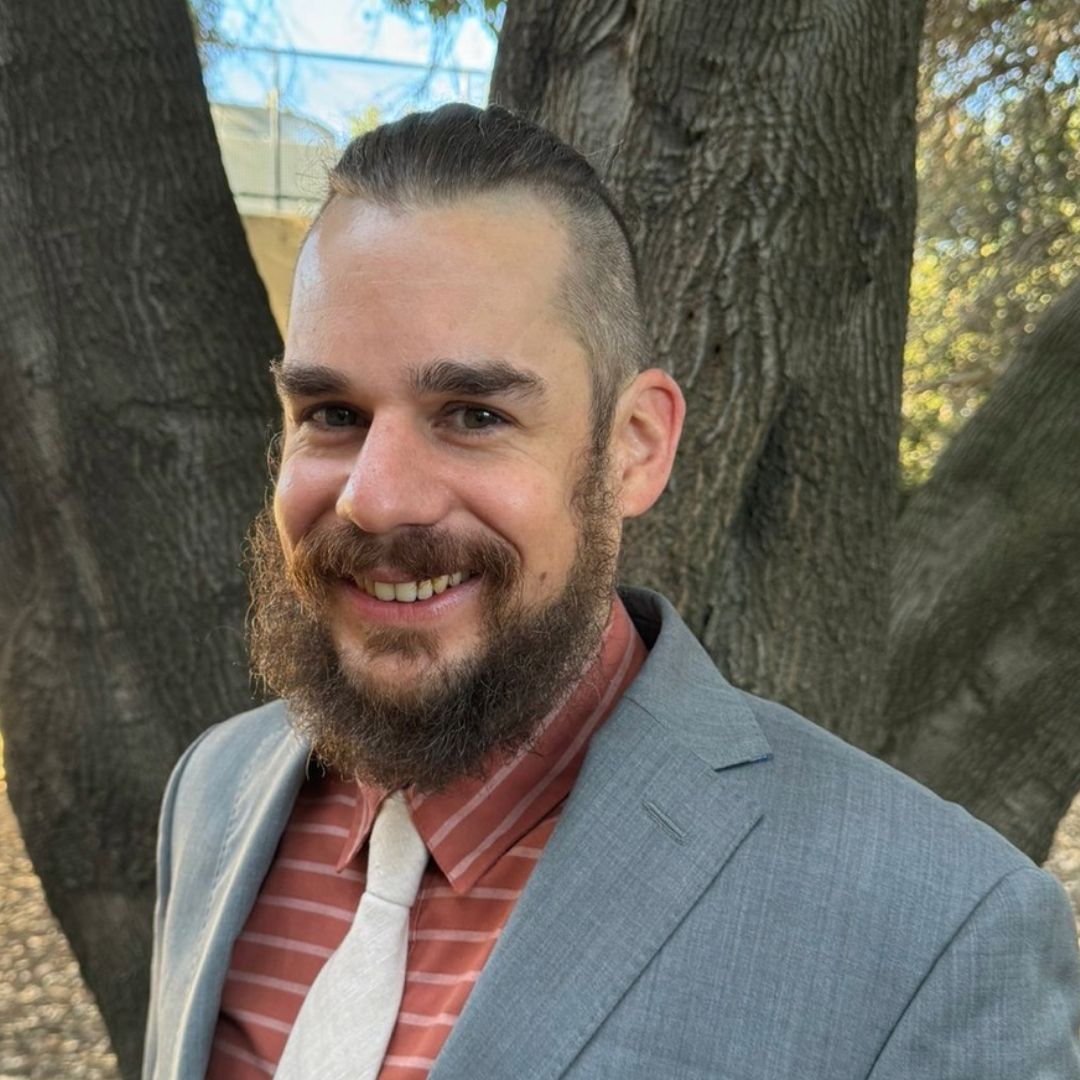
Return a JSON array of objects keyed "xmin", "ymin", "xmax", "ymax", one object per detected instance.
[{"xmin": 207, "ymin": 595, "xmax": 646, "ymax": 1078}]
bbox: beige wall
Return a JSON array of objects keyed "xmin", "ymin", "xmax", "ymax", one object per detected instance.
[{"xmin": 241, "ymin": 213, "xmax": 310, "ymax": 333}]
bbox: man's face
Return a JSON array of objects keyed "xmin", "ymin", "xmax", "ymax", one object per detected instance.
[{"xmin": 256, "ymin": 192, "xmax": 624, "ymax": 788}]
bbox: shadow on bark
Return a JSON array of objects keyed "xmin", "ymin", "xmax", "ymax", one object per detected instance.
[{"xmin": 884, "ymin": 275, "xmax": 1080, "ymax": 862}]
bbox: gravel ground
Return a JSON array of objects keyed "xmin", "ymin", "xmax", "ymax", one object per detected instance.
[
  {"xmin": 2, "ymin": 775, "xmax": 1080, "ymax": 1076},
  {"xmin": 0, "ymin": 778, "xmax": 119, "ymax": 1079}
]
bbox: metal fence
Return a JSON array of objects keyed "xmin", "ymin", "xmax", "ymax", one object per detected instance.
[{"xmin": 204, "ymin": 43, "xmax": 491, "ymax": 216}]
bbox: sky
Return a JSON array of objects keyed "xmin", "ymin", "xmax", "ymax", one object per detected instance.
[{"xmin": 203, "ymin": 0, "xmax": 499, "ymax": 141}]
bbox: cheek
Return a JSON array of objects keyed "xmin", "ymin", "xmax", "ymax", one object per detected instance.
[
  {"xmin": 273, "ymin": 458, "xmax": 339, "ymax": 550},
  {"xmin": 468, "ymin": 468, "xmax": 580, "ymax": 574}
]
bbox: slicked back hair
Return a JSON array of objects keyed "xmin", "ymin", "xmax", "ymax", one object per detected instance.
[{"xmin": 319, "ymin": 104, "xmax": 648, "ymax": 453}]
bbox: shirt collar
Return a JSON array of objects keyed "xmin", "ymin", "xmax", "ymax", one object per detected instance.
[{"xmin": 335, "ymin": 594, "xmax": 646, "ymax": 893}]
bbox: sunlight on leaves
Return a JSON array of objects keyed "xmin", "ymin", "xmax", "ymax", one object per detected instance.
[{"xmin": 904, "ymin": 0, "xmax": 1079, "ymax": 487}]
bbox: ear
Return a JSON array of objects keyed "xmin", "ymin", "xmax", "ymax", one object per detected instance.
[{"xmin": 610, "ymin": 369, "xmax": 686, "ymax": 519}]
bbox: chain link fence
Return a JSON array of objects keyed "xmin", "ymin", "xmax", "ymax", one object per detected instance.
[{"xmin": 204, "ymin": 43, "xmax": 490, "ymax": 216}]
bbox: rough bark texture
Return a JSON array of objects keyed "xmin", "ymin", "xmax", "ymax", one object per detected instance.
[
  {"xmin": 0, "ymin": 1, "xmax": 280, "ymax": 1073},
  {"xmin": 492, "ymin": 0, "xmax": 927, "ymax": 738},
  {"xmin": 883, "ymin": 276, "xmax": 1080, "ymax": 863}
]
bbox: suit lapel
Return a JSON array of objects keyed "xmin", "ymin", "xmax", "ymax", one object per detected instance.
[
  {"xmin": 431, "ymin": 707, "xmax": 764, "ymax": 1080},
  {"xmin": 431, "ymin": 592, "xmax": 771, "ymax": 1079},
  {"xmin": 173, "ymin": 713, "xmax": 309, "ymax": 1075}
]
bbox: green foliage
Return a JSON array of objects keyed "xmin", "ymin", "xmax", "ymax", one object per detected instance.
[
  {"xmin": 903, "ymin": 0, "xmax": 1079, "ymax": 485},
  {"xmin": 188, "ymin": 0, "xmax": 225, "ymax": 55},
  {"xmin": 188, "ymin": 0, "xmax": 273, "ymax": 60},
  {"xmin": 385, "ymin": 0, "xmax": 503, "ymax": 35},
  {"xmin": 350, "ymin": 104, "xmax": 383, "ymax": 136}
]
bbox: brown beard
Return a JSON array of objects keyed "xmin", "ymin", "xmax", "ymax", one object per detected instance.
[{"xmin": 245, "ymin": 453, "xmax": 621, "ymax": 793}]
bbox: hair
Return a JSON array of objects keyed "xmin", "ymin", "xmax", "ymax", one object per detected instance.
[{"xmin": 317, "ymin": 103, "xmax": 648, "ymax": 450}]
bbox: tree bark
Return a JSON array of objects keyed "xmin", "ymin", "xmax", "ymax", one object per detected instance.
[
  {"xmin": 883, "ymin": 276, "xmax": 1080, "ymax": 862},
  {"xmin": 492, "ymin": 0, "xmax": 928, "ymax": 738},
  {"xmin": 0, "ymin": 0, "xmax": 280, "ymax": 1072}
]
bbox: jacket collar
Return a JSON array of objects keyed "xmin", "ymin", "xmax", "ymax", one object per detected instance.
[{"xmin": 617, "ymin": 586, "xmax": 772, "ymax": 769}]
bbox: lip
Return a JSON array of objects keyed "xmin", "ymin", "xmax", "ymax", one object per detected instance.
[{"xmin": 337, "ymin": 574, "xmax": 482, "ymax": 626}]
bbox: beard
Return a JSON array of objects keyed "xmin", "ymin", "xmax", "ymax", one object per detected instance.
[{"xmin": 246, "ymin": 453, "xmax": 621, "ymax": 793}]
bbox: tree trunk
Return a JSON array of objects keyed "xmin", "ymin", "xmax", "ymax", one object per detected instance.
[
  {"xmin": 883, "ymin": 276, "xmax": 1080, "ymax": 862},
  {"xmin": 492, "ymin": 0, "xmax": 927, "ymax": 738},
  {"xmin": 0, "ymin": 0, "xmax": 280, "ymax": 1072}
]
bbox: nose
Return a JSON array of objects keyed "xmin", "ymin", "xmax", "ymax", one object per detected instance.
[{"xmin": 335, "ymin": 414, "xmax": 453, "ymax": 534}]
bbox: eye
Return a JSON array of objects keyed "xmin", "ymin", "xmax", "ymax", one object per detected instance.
[
  {"xmin": 459, "ymin": 407, "xmax": 503, "ymax": 430},
  {"xmin": 308, "ymin": 405, "xmax": 359, "ymax": 428}
]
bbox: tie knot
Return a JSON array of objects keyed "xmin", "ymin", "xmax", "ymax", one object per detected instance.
[{"xmin": 365, "ymin": 792, "xmax": 429, "ymax": 907}]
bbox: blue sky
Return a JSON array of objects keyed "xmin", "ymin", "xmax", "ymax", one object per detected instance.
[{"xmin": 204, "ymin": 0, "xmax": 499, "ymax": 140}]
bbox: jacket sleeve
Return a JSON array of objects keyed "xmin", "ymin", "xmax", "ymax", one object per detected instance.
[
  {"xmin": 141, "ymin": 727, "xmax": 217, "ymax": 1080},
  {"xmin": 869, "ymin": 866, "xmax": 1080, "ymax": 1079}
]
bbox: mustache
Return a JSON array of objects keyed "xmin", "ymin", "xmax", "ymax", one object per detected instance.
[{"xmin": 286, "ymin": 521, "xmax": 519, "ymax": 600}]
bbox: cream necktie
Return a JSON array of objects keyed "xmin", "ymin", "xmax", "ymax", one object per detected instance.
[{"xmin": 275, "ymin": 791, "xmax": 429, "ymax": 1080}]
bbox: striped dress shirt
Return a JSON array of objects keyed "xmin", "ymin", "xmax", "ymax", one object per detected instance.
[{"xmin": 206, "ymin": 595, "xmax": 646, "ymax": 1078}]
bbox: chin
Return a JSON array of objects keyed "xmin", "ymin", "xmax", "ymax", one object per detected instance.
[{"xmin": 334, "ymin": 635, "xmax": 443, "ymax": 690}]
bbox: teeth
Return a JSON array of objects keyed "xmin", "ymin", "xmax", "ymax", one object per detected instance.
[{"xmin": 365, "ymin": 573, "xmax": 468, "ymax": 602}]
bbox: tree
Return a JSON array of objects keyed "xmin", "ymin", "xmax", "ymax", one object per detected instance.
[
  {"xmin": 1, "ymin": 0, "xmax": 1077, "ymax": 1073},
  {"xmin": 884, "ymin": 274, "xmax": 1080, "ymax": 859},
  {"xmin": 0, "ymin": 2, "xmax": 280, "ymax": 1073}
]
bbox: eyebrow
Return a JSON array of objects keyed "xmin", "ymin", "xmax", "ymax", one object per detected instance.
[
  {"xmin": 271, "ymin": 360, "xmax": 350, "ymax": 399},
  {"xmin": 410, "ymin": 358, "xmax": 547, "ymax": 401},
  {"xmin": 271, "ymin": 356, "xmax": 548, "ymax": 403}
]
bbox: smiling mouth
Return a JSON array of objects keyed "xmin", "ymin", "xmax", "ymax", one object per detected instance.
[{"xmin": 352, "ymin": 571, "xmax": 473, "ymax": 603}]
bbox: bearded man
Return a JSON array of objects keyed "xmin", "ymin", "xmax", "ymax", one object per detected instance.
[{"xmin": 144, "ymin": 105, "xmax": 1080, "ymax": 1080}]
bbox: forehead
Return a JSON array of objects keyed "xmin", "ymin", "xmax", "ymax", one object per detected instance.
[
  {"xmin": 290, "ymin": 192, "xmax": 571, "ymax": 339},
  {"xmin": 284, "ymin": 193, "xmax": 593, "ymax": 408}
]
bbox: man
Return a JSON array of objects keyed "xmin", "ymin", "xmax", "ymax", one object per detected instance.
[{"xmin": 144, "ymin": 105, "xmax": 1080, "ymax": 1079}]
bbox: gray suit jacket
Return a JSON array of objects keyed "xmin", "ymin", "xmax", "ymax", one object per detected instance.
[{"xmin": 144, "ymin": 588, "xmax": 1080, "ymax": 1079}]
